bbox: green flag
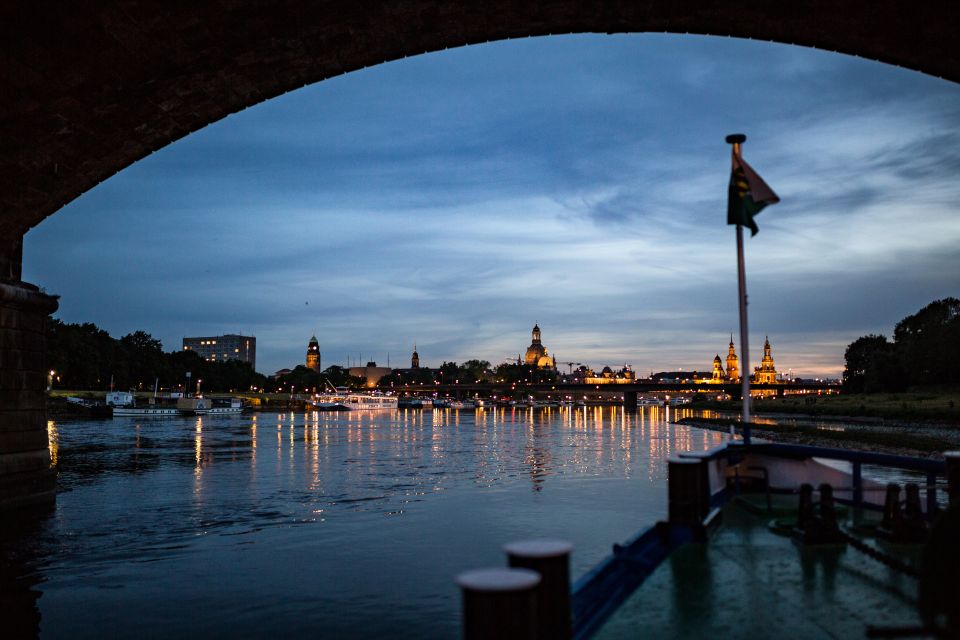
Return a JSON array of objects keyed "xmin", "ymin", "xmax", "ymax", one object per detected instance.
[{"xmin": 727, "ymin": 148, "xmax": 779, "ymax": 235}]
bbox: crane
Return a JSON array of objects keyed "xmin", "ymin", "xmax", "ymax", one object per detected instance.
[{"xmin": 560, "ymin": 362, "xmax": 582, "ymax": 375}]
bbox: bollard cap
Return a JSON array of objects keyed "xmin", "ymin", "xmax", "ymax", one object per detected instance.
[
  {"xmin": 503, "ymin": 539, "xmax": 573, "ymax": 559},
  {"xmin": 456, "ymin": 568, "xmax": 541, "ymax": 592},
  {"xmin": 667, "ymin": 457, "xmax": 702, "ymax": 465}
]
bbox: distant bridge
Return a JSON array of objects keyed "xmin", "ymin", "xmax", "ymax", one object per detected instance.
[{"xmin": 388, "ymin": 381, "xmax": 838, "ymax": 407}]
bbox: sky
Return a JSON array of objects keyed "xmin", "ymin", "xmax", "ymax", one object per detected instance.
[{"xmin": 24, "ymin": 34, "xmax": 960, "ymax": 378}]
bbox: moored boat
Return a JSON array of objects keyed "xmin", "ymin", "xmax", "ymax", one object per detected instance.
[{"xmin": 342, "ymin": 393, "xmax": 398, "ymax": 411}]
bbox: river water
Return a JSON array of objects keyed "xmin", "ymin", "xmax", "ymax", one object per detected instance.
[{"xmin": 10, "ymin": 407, "xmax": 728, "ymax": 638}]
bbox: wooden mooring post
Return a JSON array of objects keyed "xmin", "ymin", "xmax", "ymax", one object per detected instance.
[
  {"xmin": 504, "ymin": 539, "xmax": 573, "ymax": 640},
  {"xmin": 457, "ymin": 568, "xmax": 540, "ymax": 640},
  {"xmin": 946, "ymin": 451, "xmax": 960, "ymax": 508}
]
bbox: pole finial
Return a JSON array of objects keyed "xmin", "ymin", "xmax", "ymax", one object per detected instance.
[{"xmin": 726, "ymin": 133, "xmax": 746, "ymax": 145}]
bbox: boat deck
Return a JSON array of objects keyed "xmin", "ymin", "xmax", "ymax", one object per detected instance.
[{"xmin": 595, "ymin": 495, "xmax": 924, "ymax": 639}]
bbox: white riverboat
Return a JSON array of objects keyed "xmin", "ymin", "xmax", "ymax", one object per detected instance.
[
  {"xmin": 205, "ymin": 398, "xmax": 246, "ymax": 415},
  {"xmin": 176, "ymin": 397, "xmax": 246, "ymax": 415},
  {"xmin": 111, "ymin": 404, "xmax": 181, "ymax": 417},
  {"xmin": 312, "ymin": 394, "xmax": 348, "ymax": 411},
  {"xmin": 342, "ymin": 393, "xmax": 398, "ymax": 411},
  {"xmin": 107, "ymin": 390, "xmax": 181, "ymax": 417}
]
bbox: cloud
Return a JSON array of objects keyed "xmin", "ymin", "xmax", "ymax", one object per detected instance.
[{"xmin": 24, "ymin": 34, "xmax": 960, "ymax": 377}]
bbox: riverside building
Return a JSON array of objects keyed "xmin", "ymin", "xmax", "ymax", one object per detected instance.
[{"xmin": 183, "ymin": 334, "xmax": 256, "ymax": 369}]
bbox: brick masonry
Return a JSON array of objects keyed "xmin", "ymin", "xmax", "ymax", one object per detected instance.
[{"xmin": 0, "ymin": 280, "xmax": 59, "ymax": 509}]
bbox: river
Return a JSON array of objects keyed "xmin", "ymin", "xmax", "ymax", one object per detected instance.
[{"xmin": 9, "ymin": 406, "xmax": 729, "ymax": 638}]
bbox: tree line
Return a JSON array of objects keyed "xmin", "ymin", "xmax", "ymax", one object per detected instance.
[
  {"xmin": 843, "ymin": 298, "xmax": 959, "ymax": 393},
  {"xmin": 47, "ymin": 320, "xmax": 271, "ymax": 393}
]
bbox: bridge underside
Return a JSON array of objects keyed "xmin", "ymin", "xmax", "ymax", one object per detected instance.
[{"xmin": 0, "ymin": 1, "xmax": 957, "ymax": 508}]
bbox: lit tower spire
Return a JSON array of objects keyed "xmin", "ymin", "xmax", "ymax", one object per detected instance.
[{"xmin": 306, "ymin": 335, "xmax": 321, "ymax": 372}]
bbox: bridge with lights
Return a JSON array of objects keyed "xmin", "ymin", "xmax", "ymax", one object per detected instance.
[{"xmin": 387, "ymin": 381, "xmax": 837, "ymax": 408}]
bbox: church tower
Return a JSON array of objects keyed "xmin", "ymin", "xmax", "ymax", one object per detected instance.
[
  {"xmin": 711, "ymin": 354, "xmax": 726, "ymax": 382},
  {"xmin": 753, "ymin": 336, "xmax": 777, "ymax": 384},
  {"xmin": 306, "ymin": 335, "xmax": 321, "ymax": 372},
  {"xmin": 725, "ymin": 335, "xmax": 740, "ymax": 382},
  {"xmin": 411, "ymin": 344, "xmax": 420, "ymax": 369}
]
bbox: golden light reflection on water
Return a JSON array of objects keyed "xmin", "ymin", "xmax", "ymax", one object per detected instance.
[
  {"xmin": 193, "ymin": 417, "xmax": 204, "ymax": 501},
  {"xmin": 47, "ymin": 420, "xmax": 59, "ymax": 468},
  {"xmin": 49, "ymin": 406, "xmax": 729, "ymax": 509}
]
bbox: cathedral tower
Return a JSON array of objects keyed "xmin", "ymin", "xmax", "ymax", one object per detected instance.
[
  {"xmin": 753, "ymin": 336, "xmax": 777, "ymax": 384},
  {"xmin": 306, "ymin": 335, "xmax": 321, "ymax": 372},
  {"xmin": 726, "ymin": 335, "xmax": 740, "ymax": 382},
  {"xmin": 411, "ymin": 344, "xmax": 420, "ymax": 369}
]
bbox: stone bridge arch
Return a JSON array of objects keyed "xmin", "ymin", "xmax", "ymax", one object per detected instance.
[{"xmin": 1, "ymin": 0, "xmax": 957, "ymax": 507}]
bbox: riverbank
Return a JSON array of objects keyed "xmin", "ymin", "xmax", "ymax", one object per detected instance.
[
  {"xmin": 689, "ymin": 389, "xmax": 960, "ymax": 423},
  {"xmin": 47, "ymin": 390, "xmax": 308, "ymax": 417},
  {"xmin": 678, "ymin": 414, "xmax": 960, "ymax": 459}
]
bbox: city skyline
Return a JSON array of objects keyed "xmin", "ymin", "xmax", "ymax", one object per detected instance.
[{"xmin": 24, "ymin": 34, "xmax": 960, "ymax": 377}]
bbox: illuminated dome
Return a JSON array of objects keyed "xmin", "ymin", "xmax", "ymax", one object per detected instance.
[{"xmin": 523, "ymin": 324, "xmax": 555, "ymax": 369}]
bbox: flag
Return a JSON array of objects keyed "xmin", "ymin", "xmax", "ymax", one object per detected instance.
[{"xmin": 727, "ymin": 148, "xmax": 779, "ymax": 236}]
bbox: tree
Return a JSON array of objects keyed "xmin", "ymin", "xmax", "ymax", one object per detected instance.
[
  {"xmin": 894, "ymin": 297, "xmax": 960, "ymax": 386},
  {"xmin": 459, "ymin": 359, "xmax": 492, "ymax": 383},
  {"xmin": 843, "ymin": 335, "xmax": 901, "ymax": 393},
  {"xmin": 46, "ymin": 319, "xmax": 270, "ymax": 392}
]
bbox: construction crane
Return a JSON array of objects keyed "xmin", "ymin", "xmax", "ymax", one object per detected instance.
[{"xmin": 560, "ymin": 362, "xmax": 582, "ymax": 375}]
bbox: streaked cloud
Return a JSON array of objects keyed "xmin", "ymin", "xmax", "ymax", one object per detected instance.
[{"xmin": 24, "ymin": 34, "xmax": 960, "ymax": 377}]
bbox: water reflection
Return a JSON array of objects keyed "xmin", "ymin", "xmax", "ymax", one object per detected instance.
[{"xmin": 12, "ymin": 407, "xmax": 733, "ymax": 639}]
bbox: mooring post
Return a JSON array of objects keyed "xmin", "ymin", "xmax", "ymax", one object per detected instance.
[
  {"xmin": 852, "ymin": 462, "xmax": 863, "ymax": 509},
  {"xmin": 457, "ymin": 567, "xmax": 541, "ymax": 640},
  {"xmin": 623, "ymin": 391, "xmax": 637, "ymax": 411},
  {"xmin": 504, "ymin": 539, "xmax": 573, "ymax": 640},
  {"xmin": 882, "ymin": 483, "xmax": 902, "ymax": 529},
  {"xmin": 946, "ymin": 451, "xmax": 960, "ymax": 508},
  {"xmin": 668, "ymin": 457, "xmax": 708, "ymax": 526}
]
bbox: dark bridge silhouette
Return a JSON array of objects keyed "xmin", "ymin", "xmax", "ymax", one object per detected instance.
[
  {"xmin": 1, "ymin": 1, "xmax": 956, "ymax": 508},
  {"xmin": 394, "ymin": 381, "xmax": 836, "ymax": 403}
]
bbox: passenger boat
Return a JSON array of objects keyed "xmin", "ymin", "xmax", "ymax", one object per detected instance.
[
  {"xmin": 342, "ymin": 393, "xmax": 398, "ymax": 411},
  {"xmin": 312, "ymin": 394, "xmax": 349, "ymax": 411},
  {"xmin": 312, "ymin": 386, "xmax": 397, "ymax": 411},
  {"xmin": 398, "ymin": 396, "xmax": 434, "ymax": 409},
  {"xmin": 447, "ymin": 399, "xmax": 475, "ymax": 410},
  {"xmin": 111, "ymin": 404, "xmax": 180, "ymax": 417},
  {"xmin": 107, "ymin": 390, "xmax": 181, "ymax": 417},
  {"xmin": 204, "ymin": 397, "xmax": 246, "ymax": 415}
]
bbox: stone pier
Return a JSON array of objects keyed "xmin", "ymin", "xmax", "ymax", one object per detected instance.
[{"xmin": 0, "ymin": 234, "xmax": 58, "ymax": 510}]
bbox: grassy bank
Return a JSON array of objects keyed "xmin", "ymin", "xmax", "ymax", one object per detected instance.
[
  {"xmin": 678, "ymin": 416, "xmax": 958, "ymax": 457},
  {"xmin": 689, "ymin": 389, "xmax": 960, "ymax": 424}
]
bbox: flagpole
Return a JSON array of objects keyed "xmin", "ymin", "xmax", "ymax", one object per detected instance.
[{"xmin": 726, "ymin": 133, "xmax": 752, "ymax": 444}]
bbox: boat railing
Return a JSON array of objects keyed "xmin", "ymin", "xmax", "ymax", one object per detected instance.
[
  {"xmin": 680, "ymin": 441, "xmax": 949, "ymax": 515},
  {"xmin": 456, "ymin": 440, "xmax": 959, "ymax": 640}
]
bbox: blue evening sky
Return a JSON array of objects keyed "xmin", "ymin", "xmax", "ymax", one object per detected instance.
[{"xmin": 24, "ymin": 34, "xmax": 960, "ymax": 378}]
